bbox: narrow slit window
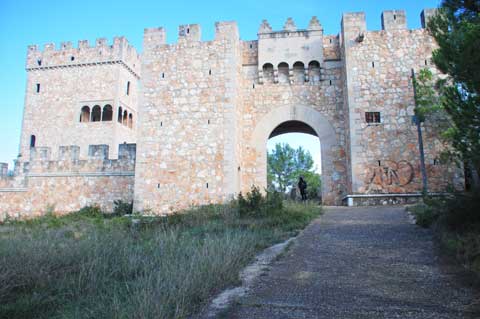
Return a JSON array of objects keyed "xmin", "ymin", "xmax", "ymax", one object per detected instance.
[
  {"xmin": 209, "ymin": 69, "xmax": 212, "ymax": 75},
  {"xmin": 117, "ymin": 107, "xmax": 123, "ymax": 123},
  {"xmin": 36, "ymin": 83, "xmax": 40, "ymax": 93},
  {"xmin": 394, "ymin": 14, "xmax": 397, "ymax": 20},
  {"xmin": 365, "ymin": 112, "xmax": 381, "ymax": 124},
  {"xmin": 371, "ymin": 62, "xmax": 375, "ymax": 68},
  {"xmin": 37, "ymin": 59, "xmax": 42, "ymax": 66},
  {"xmin": 30, "ymin": 135, "xmax": 36, "ymax": 148},
  {"xmin": 126, "ymin": 81, "xmax": 130, "ymax": 95},
  {"xmin": 70, "ymin": 56, "xmax": 75, "ymax": 61}
]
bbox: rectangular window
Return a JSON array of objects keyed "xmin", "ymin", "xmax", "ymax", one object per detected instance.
[
  {"xmin": 36, "ymin": 83, "xmax": 40, "ymax": 93},
  {"xmin": 365, "ymin": 112, "xmax": 381, "ymax": 124}
]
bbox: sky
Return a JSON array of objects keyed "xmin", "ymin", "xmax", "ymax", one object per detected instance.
[{"xmin": 0, "ymin": 0, "xmax": 441, "ymax": 170}]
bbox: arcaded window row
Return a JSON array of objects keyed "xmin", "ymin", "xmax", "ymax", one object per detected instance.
[
  {"xmin": 80, "ymin": 105, "xmax": 134, "ymax": 128},
  {"xmin": 261, "ymin": 61, "xmax": 321, "ymax": 84}
]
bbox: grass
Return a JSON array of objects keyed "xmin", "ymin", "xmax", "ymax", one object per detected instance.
[{"xmin": 0, "ymin": 194, "xmax": 322, "ymax": 319}]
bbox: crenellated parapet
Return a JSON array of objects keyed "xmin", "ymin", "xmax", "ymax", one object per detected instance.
[
  {"xmin": 26, "ymin": 36, "xmax": 141, "ymax": 78},
  {"xmin": 342, "ymin": 9, "xmax": 438, "ymax": 44},
  {"xmin": 143, "ymin": 21, "xmax": 239, "ymax": 52}
]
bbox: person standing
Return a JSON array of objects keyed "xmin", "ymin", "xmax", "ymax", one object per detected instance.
[{"xmin": 298, "ymin": 176, "xmax": 307, "ymax": 201}]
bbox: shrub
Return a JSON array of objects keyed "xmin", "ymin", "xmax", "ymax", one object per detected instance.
[
  {"xmin": 75, "ymin": 205, "xmax": 103, "ymax": 218},
  {"xmin": 440, "ymin": 192, "xmax": 480, "ymax": 231},
  {"xmin": 237, "ymin": 186, "xmax": 264, "ymax": 217},
  {"xmin": 410, "ymin": 203, "xmax": 439, "ymax": 228},
  {"xmin": 414, "ymin": 192, "xmax": 480, "ymax": 276},
  {"xmin": 113, "ymin": 200, "xmax": 133, "ymax": 216}
]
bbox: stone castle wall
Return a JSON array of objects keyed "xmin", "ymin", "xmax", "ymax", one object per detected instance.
[
  {"xmin": 341, "ymin": 11, "xmax": 464, "ymax": 197},
  {"xmin": 0, "ymin": 7, "xmax": 466, "ymax": 218},
  {"xmin": 0, "ymin": 144, "xmax": 136, "ymax": 220}
]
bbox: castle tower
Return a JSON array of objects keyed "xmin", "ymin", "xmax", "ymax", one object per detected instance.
[
  {"xmin": 20, "ymin": 37, "xmax": 141, "ymax": 161},
  {"xmin": 134, "ymin": 22, "xmax": 242, "ymax": 213}
]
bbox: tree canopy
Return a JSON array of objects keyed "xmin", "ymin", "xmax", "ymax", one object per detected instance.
[
  {"xmin": 427, "ymin": 0, "xmax": 480, "ymax": 182},
  {"xmin": 267, "ymin": 143, "xmax": 321, "ymax": 199}
]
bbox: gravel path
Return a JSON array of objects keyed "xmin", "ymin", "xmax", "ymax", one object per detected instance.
[{"xmin": 225, "ymin": 206, "xmax": 479, "ymax": 319}]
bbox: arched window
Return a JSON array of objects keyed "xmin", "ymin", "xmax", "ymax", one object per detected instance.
[
  {"xmin": 128, "ymin": 113, "xmax": 133, "ymax": 128},
  {"xmin": 91, "ymin": 105, "xmax": 101, "ymax": 122},
  {"xmin": 308, "ymin": 61, "xmax": 321, "ymax": 83},
  {"xmin": 126, "ymin": 81, "xmax": 130, "ymax": 95},
  {"xmin": 262, "ymin": 63, "xmax": 274, "ymax": 84},
  {"xmin": 80, "ymin": 106, "xmax": 90, "ymax": 122},
  {"xmin": 278, "ymin": 62, "xmax": 289, "ymax": 84},
  {"xmin": 102, "ymin": 105, "xmax": 113, "ymax": 121},
  {"xmin": 118, "ymin": 107, "xmax": 123, "ymax": 123},
  {"xmin": 30, "ymin": 135, "xmax": 36, "ymax": 148},
  {"xmin": 292, "ymin": 61, "xmax": 305, "ymax": 83},
  {"xmin": 123, "ymin": 110, "xmax": 128, "ymax": 125}
]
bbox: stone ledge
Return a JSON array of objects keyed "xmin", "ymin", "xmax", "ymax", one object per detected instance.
[
  {"xmin": 0, "ymin": 188, "xmax": 28, "ymax": 192},
  {"xmin": 26, "ymin": 60, "xmax": 140, "ymax": 79},
  {"xmin": 343, "ymin": 193, "xmax": 450, "ymax": 206},
  {"xmin": 27, "ymin": 171, "xmax": 135, "ymax": 177}
]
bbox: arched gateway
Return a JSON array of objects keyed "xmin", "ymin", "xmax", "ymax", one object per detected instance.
[{"xmin": 247, "ymin": 105, "xmax": 343, "ymax": 205}]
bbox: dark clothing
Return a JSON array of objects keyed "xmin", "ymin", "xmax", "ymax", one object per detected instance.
[{"xmin": 298, "ymin": 178, "xmax": 307, "ymax": 201}]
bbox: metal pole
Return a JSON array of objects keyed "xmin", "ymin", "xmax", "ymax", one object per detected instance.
[{"xmin": 411, "ymin": 69, "xmax": 428, "ymax": 195}]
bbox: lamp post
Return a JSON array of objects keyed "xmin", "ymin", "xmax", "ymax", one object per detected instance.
[{"xmin": 411, "ymin": 68, "xmax": 428, "ymax": 195}]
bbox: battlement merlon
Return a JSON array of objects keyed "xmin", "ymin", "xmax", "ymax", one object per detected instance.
[
  {"xmin": 26, "ymin": 36, "xmax": 141, "ymax": 78},
  {"xmin": 258, "ymin": 16, "xmax": 323, "ymax": 40},
  {"xmin": 0, "ymin": 163, "xmax": 8, "ymax": 177},
  {"xmin": 421, "ymin": 8, "xmax": 438, "ymax": 29},
  {"xmin": 381, "ymin": 10, "xmax": 407, "ymax": 31}
]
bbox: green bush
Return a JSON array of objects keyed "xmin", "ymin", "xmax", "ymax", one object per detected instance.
[
  {"xmin": 414, "ymin": 192, "xmax": 480, "ymax": 276},
  {"xmin": 113, "ymin": 200, "xmax": 133, "ymax": 216},
  {"xmin": 237, "ymin": 186, "xmax": 264, "ymax": 217},
  {"xmin": 410, "ymin": 203, "xmax": 439, "ymax": 228},
  {"xmin": 440, "ymin": 192, "xmax": 480, "ymax": 231},
  {"xmin": 75, "ymin": 205, "xmax": 103, "ymax": 218},
  {"xmin": 237, "ymin": 186, "xmax": 287, "ymax": 217}
]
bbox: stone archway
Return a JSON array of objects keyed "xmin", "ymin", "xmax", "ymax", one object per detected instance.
[{"xmin": 248, "ymin": 105, "xmax": 342, "ymax": 205}]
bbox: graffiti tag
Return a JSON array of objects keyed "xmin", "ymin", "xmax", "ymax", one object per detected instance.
[{"xmin": 367, "ymin": 160, "xmax": 414, "ymax": 188}]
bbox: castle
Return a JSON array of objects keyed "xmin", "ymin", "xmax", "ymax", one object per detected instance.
[{"xmin": 0, "ymin": 9, "xmax": 466, "ymax": 218}]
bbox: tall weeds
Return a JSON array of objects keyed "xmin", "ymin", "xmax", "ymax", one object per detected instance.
[{"xmin": 0, "ymin": 192, "xmax": 321, "ymax": 319}]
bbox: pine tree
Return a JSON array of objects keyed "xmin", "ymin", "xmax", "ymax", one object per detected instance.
[{"xmin": 428, "ymin": 0, "xmax": 480, "ymax": 185}]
